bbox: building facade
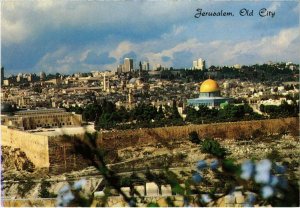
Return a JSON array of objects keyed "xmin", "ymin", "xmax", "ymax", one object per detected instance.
[
  {"xmin": 1, "ymin": 109, "xmax": 82, "ymax": 130},
  {"xmin": 124, "ymin": 58, "xmax": 133, "ymax": 73},
  {"xmin": 192, "ymin": 58, "xmax": 206, "ymax": 70}
]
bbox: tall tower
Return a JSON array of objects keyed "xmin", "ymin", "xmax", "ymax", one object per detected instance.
[
  {"xmin": 117, "ymin": 65, "xmax": 123, "ymax": 74},
  {"xmin": 40, "ymin": 71, "xmax": 46, "ymax": 81},
  {"xmin": 106, "ymin": 77, "xmax": 110, "ymax": 93},
  {"xmin": 1, "ymin": 67, "xmax": 4, "ymax": 85},
  {"xmin": 128, "ymin": 88, "xmax": 133, "ymax": 104},
  {"xmin": 124, "ymin": 58, "xmax": 133, "ymax": 73},
  {"xmin": 197, "ymin": 58, "xmax": 206, "ymax": 70},
  {"xmin": 142, "ymin": 62, "xmax": 150, "ymax": 71},
  {"xmin": 103, "ymin": 74, "xmax": 106, "ymax": 91},
  {"xmin": 192, "ymin": 58, "xmax": 206, "ymax": 70}
]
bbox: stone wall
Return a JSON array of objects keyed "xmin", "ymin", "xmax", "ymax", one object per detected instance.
[
  {"xmin": 1, "ymin": 125, "xmax": 49, "ymax": 168},
  {"xmin": 1, "ymin": 117, "xmax": 297, "ymax": 173},
  {"xmin": 98, "ymin": 117, "xmax": 298, "ymax": 149}
]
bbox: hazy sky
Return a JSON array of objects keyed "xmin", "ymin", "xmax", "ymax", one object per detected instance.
[{"xmin": 1, "ymin": 0, "xmax": 299, "ymax": 75}]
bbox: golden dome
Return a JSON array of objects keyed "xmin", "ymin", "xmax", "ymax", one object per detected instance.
[{"xmin": 200, "ymin": 79, "xmax": 220, "ymax": 93}]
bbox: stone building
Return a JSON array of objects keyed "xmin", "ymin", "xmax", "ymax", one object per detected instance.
[{"xmin": 1, "ymin": 108, "xmax": 82, "ymax": 130}]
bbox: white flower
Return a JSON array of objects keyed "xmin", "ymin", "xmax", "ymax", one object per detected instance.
[
  {"xmin": 197, "ymin": 160, "xmax": 207, "ymax": 170},
  {"xmin": 73, "ymin": 178, "xmax": 87, "ymax": 190},
  {"xmin": 210, "ymin": 160, "xmax": 219, "ymax": 170},
  {"xmin": 244, "ymin": 192, "xmax": 256, "ymax": 207},
  {"xmin": 201, "ymin": 194, "xmax": 212, "ymax": 203},
  {"xmin": 270, "ymin": 175, "xmax": 279, "ymax": 186},
  {"xmin": 255, "ymin": 171, "xmax": 270, "ymax": 184},
  {"xmin": 255, "ymin": 159, "xmax": 271, "ymax": 184},
  {"xmin": 241, "ymin": 160, "xmax": 254, "ymax": 180},
  {"xmin": 59, "ymin": 184, "xmax": 71, "ymax": 194},
  {"xmin": 62, "ymin": 191, "xmax": 75, "ymax": 205},
  {"xmin": 261, "ymin": 186, "xmax": 274, "ymax": 199},
  {"xmin": 56, "ymin": 184, "xmax": 75, "ymax": 207},
  {"xmin": 274, "ymin": 163, "xmax": 286, "ymax": 174},
  {"xmin": 192, "ymin": 172, "xmax": 202, "ymax": 183},
  {"xmin": 256, "ymin": 159, "xmax": 272, "ymax": 172}
]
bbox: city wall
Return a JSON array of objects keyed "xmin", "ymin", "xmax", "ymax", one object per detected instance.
[
  {"xmin": 1, "ymin": 117, "xmax": 298, "ymax": 172},
  {"xmin": 98, "ymin": 117, "xmax": 298, "ymax": 149},
  {"xmin": 1, "ymin": 125, "xmax": 50, "ymax": 168}
]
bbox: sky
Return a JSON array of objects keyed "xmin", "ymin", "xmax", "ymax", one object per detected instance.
[{"xmin": 1, "ymin": 0, "xmax": 299, "ymax": 75}]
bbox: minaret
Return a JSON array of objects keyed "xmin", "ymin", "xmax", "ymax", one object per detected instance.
[
  {"xmin": 103, "ymin": 74, "xmax": 106, "ymax": 91},
  {"xmin": 128, "ymin": 88, "xmax": 133, "ymax": 104},
  {"xmin": 107, "ymin": 77, "xmax": 110, "ymax": 93}
]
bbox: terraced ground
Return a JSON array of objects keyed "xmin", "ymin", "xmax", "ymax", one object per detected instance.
[{"xmin": 2, "ymin": 133, "xmax": 299, "ymax": 201}]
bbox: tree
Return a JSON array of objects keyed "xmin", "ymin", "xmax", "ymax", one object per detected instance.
[
  {"xmin": 201, "ymin": 138, "xmax": 227, "ymax": 158},
  {"xmin": 156, "ymin": 105, "xmax": 165, "ymax": 120},
  {"xmin": 189, "ymin": 131, "xmax": 201, "ymax": 144},
  {"xmin": 83, "ymin": 104, "xmax": 102, "ymax": 122}
]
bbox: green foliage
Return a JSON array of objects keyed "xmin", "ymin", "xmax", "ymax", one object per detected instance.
[
  {"xmin": 147, "ymin": 202, "xmax": 159, "ymax": 207},
  {"xmin": 222, "ymin": 158, "xmax": 238, "ymax": 173},
  {"xmin": 66, "ymin": 105, "xmax": 83, "ymax": 114},
  {"xmin": 186, "ymin": 104, "xmax": 263, "ymax": 124},
  {"xmin": 39, "ymin": 180, "xmax": 56, "ymax": 198},
  {"xmin": 18, "ymin": 179, "xmax": 35, "ymax": 197},
  {"xmin": 266, "ymin": 150, "xmax": 281, "ymax": 162},
  {"xmin": 260, "ymin": 102, "xmax": 299, "ymax": 118},
  {"xmin": 132, "ymin": 103, "xmax": 158, "ymax": 121},
  {"xmin": 158, "ymin": 63, "xmax": 298, "ymax": 82},
  {"xmin": 83, "ymin": 103, "xmax": 102, "ymax": 122},
  {"xmin": 201, "ymin": 138, "xmax": 227, "ymax": 158}
]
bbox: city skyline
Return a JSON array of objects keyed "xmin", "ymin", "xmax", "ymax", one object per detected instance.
[{"xmin": 2, "ymin": 0, "xmax": 299, "ymax": 75}]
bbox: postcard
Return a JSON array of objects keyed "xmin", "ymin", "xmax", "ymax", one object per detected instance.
[{"xmin": 1, "ymin": 0, "xmax": 299, "ymax": 207}]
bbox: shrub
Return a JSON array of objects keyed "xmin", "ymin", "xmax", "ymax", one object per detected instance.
[
  {"xmin": 189, "ymin": 131, "xmax": 201, "ymax": 144},
  {"xmin": 39, "ymin": 180, "xmax": 56, "ymax": 198},
  {"xmin": 18, "ymin": 179, "xmax": 35, "ymax": 197},
  {"xmin": 266, "ymin": 150, "xmax": 281, "ymax": 162},
  {"xmin": 201, "ymin": 138, "xmax": 227, "ymax": 158}
]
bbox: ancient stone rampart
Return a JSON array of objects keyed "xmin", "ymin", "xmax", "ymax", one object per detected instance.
[
  {"xmin": 1, "ymin": 125, "xmax": 49, "ymax": 168},
  {"xmin": 98, "ymin": 117, "xmax": 298, "ymax": 149}
]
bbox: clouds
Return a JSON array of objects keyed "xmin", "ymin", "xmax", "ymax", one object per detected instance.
[
  {"xmin": 1, "ymin": 1, "xmax": 299, "ymax": 74},
  {"xmin": 85, "ymin": 52, "xmax": 116, "ymax": 65}
]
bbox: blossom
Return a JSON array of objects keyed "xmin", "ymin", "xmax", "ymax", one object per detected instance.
[
  {"xmin": 196, "ymin": 160, "xmax": 207, "ymax": 170},
  {"xmin": 56, "ymin": 184, "xmax": 75, "ymax": 207},
  {"xmin": 255, "ymin": 171, "xmax": 270, "ymax": 184},
  {"xmin": 261, "ymin": 186, "xmax": 274, "ymax": 199},
  {"xmin": 269, "ymin": 175, "xmax": 279, "ymax": 186},
  {"xmin": 128, "ymin": 199, "xmax": 136, "ymax": 207},
  {"xmin": 274, "ymin": 164, "xmax": 286, "ymax": 174},
  {"xmin": 59, "ymin": 184, "xmax": 71, "ymax": 194},
  {"xmin": 256, "ymin": 159, "xmax": 272, "ymax": 172},
  {"xmin": 254, "ymin": 159, "xmax": 271, "ymax": 184},
  {"xmin": 240, "ymin": 160, "xmax": 254, "ymax": 180},
  {"xmin": 192, "ymin": 172, "xmax": 202, "ymax": 183},
  {"xmin": 247, "ymin": 193, "xmax": 256, "ymax": 202},
  {"xmin": 201, "ymin": 194, "xmax": 212, "ymax": 203},
  {"xmin": 73, "ymin": 178, "xmax": 87, "ymax": 190},
  {"xmin": 210, "ymin": 160, "xmax": 219, "ymax": 170},
  {"xmin": 183, "ymin": 197, "xmax": 190, "ymax": 207}
]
